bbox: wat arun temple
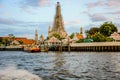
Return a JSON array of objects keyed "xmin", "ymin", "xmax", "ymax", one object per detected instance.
[{"xmin": 48, "ymin": 2, "xmax": 67, "ymax": 38}]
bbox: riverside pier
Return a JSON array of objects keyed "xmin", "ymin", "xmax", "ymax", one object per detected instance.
[
  {"xmin": 49, "ymin": 42, "xmax": 120, "ymax": 52},
  {"xmin": 1, "ymin": 42, "xmax": 120, "ymax": 52},
  {"xmin": 70, "ymin": 42, "xmax": 120, "ymax": 52},
  {"xmin": 0, "ymin": 42, "xmax": 120, "ymax": 52}
]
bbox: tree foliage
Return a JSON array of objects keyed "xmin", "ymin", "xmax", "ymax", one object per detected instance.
[
  {"xmin": 92, "ymin": 32, "xmax": 106, "ymax": 42},
  {"xmin": 99, "ymin": 22, "xmax": 118, "ymax": 36},
  {"xmin": 8, "ymin": 34, "xmax": 15, "ymax": 38},
  {"xmin": 85, "ymin": 27, "xmax": 99, "ymax": 37},
  {"xmin": 76, "ymin": 39, "xmax": 84, "ymax": 43},
  {"xmin": 18, "ymin": 40, "xmax": 23, "ymax": 44},
  {"xmin": 0, "ymin": 37, "xmax": 2, "ymax": 42},
  {"xmin": 0, "ymin": 37, "xmax": 3, "ymax": 45},
  {"xmin": 2, "ymin": 38, "xmax": 9, "ymax": 46},
  {"xmin": 53, "ymin": 33, "xmax": 61, "ymax": 40},
  {"xmin": 106, "ymin": 37, "xmax": 114, "ymax": 42},
  {"xmin": 69, "ymin": 33, "xmax": 74, "ymax": 39}
]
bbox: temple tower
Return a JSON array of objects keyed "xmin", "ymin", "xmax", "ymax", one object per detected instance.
[
  {"xmin": 80, "ymin": 27, "xmax": 83, "ymax": 34},
  {"xmin": 48, "ymin": 2, "xmax": 67, "ymax": 38},
  {"xmin": 35, "ymin": 29, "xmax": 38, "ymax": 44},
  {"xmin": 40, "ymin": 34, "xmax": 44, "ymax": 43}
]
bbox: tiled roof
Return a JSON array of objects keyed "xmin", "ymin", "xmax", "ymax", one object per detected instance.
[
  {"xmin": 14, "ymin": 38, "xmax": 35, "ymax": 45},
  {"xmin": 76, "ymin": 34, "xmax": 83, "ymax": 39},
  {"xmin": 0, "ymin": 37, "xmax": 35, "ymax": 45}
]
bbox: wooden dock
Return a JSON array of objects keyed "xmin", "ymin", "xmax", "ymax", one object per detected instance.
[
  {"xmin": 49, "ymin": 42, "xmax": 120, "ymax": 52},
  {"xmin": 70, "ymin": 42, "xmax": 120, "ymax": 52},
  {"xmin": 1, "ymin": 42, "xmax": 120, "ymax": 52}
]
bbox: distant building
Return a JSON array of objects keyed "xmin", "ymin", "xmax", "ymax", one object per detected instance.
[
  {"xmin": 110, "ymin": 32, "xmax": 120, "ymax": 42},
  {"xmin": 77, "ymin": 27, "xmax": 84, "ymax": 39},
  {"xmin": 71, "ymin": 27, "xmax": 84, "ymax": 43},
  {"xmin": 35, "ymin": 29, "xmax": 38, "ymax": 44},
  {"xmin": 46, "ymin": 36, "xmax": 61, "ymax": 46},
  {"xmin": 39, "ymin": 34, "xmax": 44, "ymax": 43},
  {"xmin": 48, "ymin": 2, "xmax": 67, "ymax": 38},
  {"xmin": 76, "ymin": 34, "xmax": 83, "ymax": 40},
  {"xmin": 0, "ymin": 37, "xmax": 35, "ymax": 45},
  {"xmin": 72, "ymin": 33, "xmax": 79, "ymax": 42},
  {"xmin": 14, "ymin": 37, "xmax": 35, "ymax": 45},
  {"xmin": 10, "ymin": 40, "xmax": 20, "ymax": 45},
  {"xmin": 62, "ymin": 36, "xmax": 72, "ymax": 45}
]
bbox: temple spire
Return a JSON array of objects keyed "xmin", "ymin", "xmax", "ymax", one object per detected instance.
[
  {"xmin": 80, "ymin": 27, "xmax": 83, "ymax": 34},
  {"xmin": 48, "ymin": 26, "xmax": 51, "ymax": 32},
  {"xmin": 48, "ymin": 2, "xmax": 67, "ymax": 38},
  {"xmin": 56, "ymin": 2, "xmax": 61, "ymax": 17},
  {"xmin": 35, "ymin": 29, "xmax": 38, "ymax": 44}
]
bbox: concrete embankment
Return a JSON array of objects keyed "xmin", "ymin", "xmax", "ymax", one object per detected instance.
[
  {"xmin": 1, "ymin": 42, "xmax": 120, "ymax": 52},
  {"xmin": 70, "ymin": 42, "xmax": 120, "ymax": 52},
  {"xmin": 49, "ymin": 42, "xmax": 120, "ymax": 52},
  {"xmin": 0, "ymin": 46, "xmax": 23, "ymax": 51}
]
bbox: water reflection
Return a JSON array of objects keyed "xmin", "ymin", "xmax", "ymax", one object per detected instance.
[
  {"xmin": 51, "ymin": 52, "xmax": 68, "ymax": 79},
  {"xmin": 54, "ymin": 52, "xmax": 65, "ymax": 69}
]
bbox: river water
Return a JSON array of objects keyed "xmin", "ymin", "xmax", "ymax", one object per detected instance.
[{"xmin": 0, "ymin": 51, "xmax": 120, "ymax": 80}]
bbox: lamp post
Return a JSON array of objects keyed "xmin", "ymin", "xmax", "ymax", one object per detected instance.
[
  {"xmin": 60, "ymin": 39, "xmax": 62, "ymax": 51},
  {"xmin": 68, "ymin": 37, "xmax": 70, "ymax": 52}
]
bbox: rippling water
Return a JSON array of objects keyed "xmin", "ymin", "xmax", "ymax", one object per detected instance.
[{"xmin": 0, "ymin": 51, "xmax": 120, "ymax": 80}]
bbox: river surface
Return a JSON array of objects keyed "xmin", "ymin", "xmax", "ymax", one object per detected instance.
[{"xmin": 0, "ymin": 51, "xmax": 120, "ymax": 80}]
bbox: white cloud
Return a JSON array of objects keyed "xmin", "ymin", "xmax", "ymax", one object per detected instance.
[
  {"xmin": 64, "ymin": 20, "xmax": 81, "ymax": 25},
  {"xmin": 88, "ymin": 13, "xmax": 107, "ymax": 22},
  {"xmin": 38, "ymin": 0, "xmax": 50, "ymax": 7}
]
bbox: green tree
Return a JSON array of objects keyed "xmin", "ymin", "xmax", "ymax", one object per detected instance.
[
  {"xmin": 69, "ymin": 33, "xmax": 74, "ymax": 39},
  {"xmin": 8, "ymin": 34, "xmax": 15, "ymax": 38},
  {"xmin": 99, "ymin": 22, "xmax": 118, "ymax": 36},
  {"xmin": 85, "ymin": 27, "xmax": 99, "ymax": 38},
  {"xmin": 76, "ymin": 39, "xmax": 84, "ymax": 43},
  {"xmin": 0, "ymin": 37, "xmax": 2, "ymax": 46},
  {"xmin": 18, "ymin": 40, "xmax": 23, "ymax": 44},
  {"xmin": 92, "ymin": 32, "xmax": 106, "ymax": 42},
  {"xmin": 2, "ymin": 38, "xmax": 9, "ymax": 46},
  {"xmin": 8, "ymin": 34, "xmax": 15, "ymax": 45},
  {"xmin": 0, "ymin": 37, "xmax": 2, "ymax": 42},
  {"xmin": 106, "ymin": 37, "xmax": 114, "ymax": 42},
  {"xmin": 46, "ymin": 37, "xmax": 49, "ymax": 40},
  {"xmin": 53, "ymin": 33, "xmax": 61, "ymax": 40}
]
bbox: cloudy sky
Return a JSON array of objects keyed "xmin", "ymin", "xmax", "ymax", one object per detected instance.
[{"xmin": 0, "ymin": 0, "xmax": 120, "ymax": 39}]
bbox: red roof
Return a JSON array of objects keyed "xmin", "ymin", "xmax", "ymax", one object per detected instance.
[
  {"xmin": 14, "ymin": 38, "xmax": 35, "ymax": 45},
  {"xmin": 0, "ymin": 36, "xmax": 35, "ymax": 45},
  {"xmin": 76, "ymin": 34, "xmax": 83, "ymax": 39}
]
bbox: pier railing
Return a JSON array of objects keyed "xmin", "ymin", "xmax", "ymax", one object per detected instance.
[
  {"xmin": 70, "ymin": 42, "xmax": 120, "ymax": 52},
  {"xmin": 70, "ymin": 42, "xmax": 120, "ymax": 47}
]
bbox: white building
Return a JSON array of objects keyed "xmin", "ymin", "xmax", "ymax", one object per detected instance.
[{"xmin": 110, "ymin": 32, "xmax": 120, "ymax": 42}]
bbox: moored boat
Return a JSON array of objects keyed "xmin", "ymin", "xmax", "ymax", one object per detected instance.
[
  {"xmin": 24, "ymin": 46, "xmax": 40, "ymax": 52},
  {"xmin": 30, "ymin": 47, "xmax": 40, "ymax": 52}
]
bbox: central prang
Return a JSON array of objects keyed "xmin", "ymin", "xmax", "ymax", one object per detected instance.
[{"xmin": 48, "ymin": 2, "xmax": 67, "ymax": 38}]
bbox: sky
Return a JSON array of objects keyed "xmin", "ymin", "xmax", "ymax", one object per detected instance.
[{"xmin": 0, "ymin": 0, "xmax": 120, "ymax": 39}]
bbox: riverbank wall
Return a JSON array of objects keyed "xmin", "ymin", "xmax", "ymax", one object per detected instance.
[
  {"xmin": 70, "ymin": 42, "xmax": 120, "ymax": 52},
  {"xmin": 49, "ymin": 42, "xmax": 120, "ymax": 52},
  {"xmin": 1, "ymin": 42, "xmax": 120, "ymax": 52}
]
